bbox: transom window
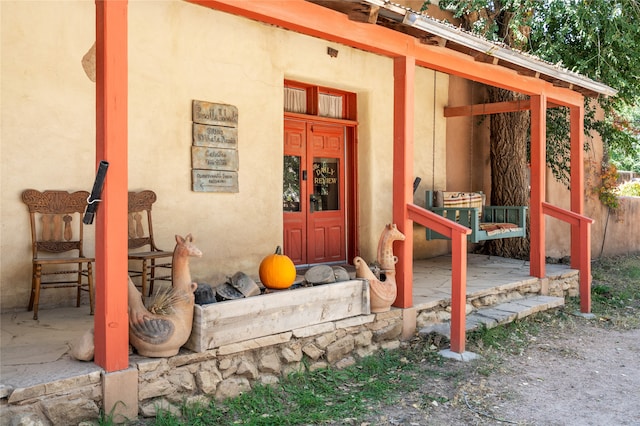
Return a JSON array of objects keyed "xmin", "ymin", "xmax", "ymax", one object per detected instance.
[{"xmin": 284, "ymin": 80, "xmax": 356, "ymax": 120}]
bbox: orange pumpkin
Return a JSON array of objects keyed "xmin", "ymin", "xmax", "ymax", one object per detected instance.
[{"xmin": 259, "ymin": 246, "xmax": 296, "ymax": 289}]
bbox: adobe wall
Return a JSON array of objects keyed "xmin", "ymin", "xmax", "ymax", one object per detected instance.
[{"xmin": 0, "ymin": 1, "xmax": 449, "ymax": 311}]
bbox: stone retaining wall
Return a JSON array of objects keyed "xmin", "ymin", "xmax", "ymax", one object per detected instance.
[
  {"xmin": 134, "ymin": 309, "xmax": 404, "ymax": 417},
  {"xmin": 0, "ymin": 310, "xmax": 406, "ymax": 425},
  {"xmin": 1, "ymin": 272, "xmax": 579, "ymax": 425},
  {"xmin": 1, "ymin": 372, "xmax": 102, "ymax": 425}
]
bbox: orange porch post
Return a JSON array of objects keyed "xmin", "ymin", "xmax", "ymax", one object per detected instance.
[
  {"xmin": 529, "ymin": 94, "xmax": 547, "ymax": 279},
  {"xmin": 570, "ymin": 105, "xmax": 585, "ymax": 266},
  {"xmin": 449, "ymin": 233, "xmax": 468, "ymax": 353},
  {"xmin": 577, "ymin": 217, "xmax": 592, "ymax": 313},
  {"xmin": 94, "ymin": 0, "xmax": 129, "ymax": 372},
  {"xmin": 392, "ymin": 55, "xmax": 415, "ymax": 309},
  {"xmin": 570, "ymin": 105, "xmax": 591, "ymax": 313}
]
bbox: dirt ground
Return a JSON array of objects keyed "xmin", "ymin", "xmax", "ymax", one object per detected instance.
[{"xmin": 361, "ymin": 318, "xmax": 640, "ymax": 426}]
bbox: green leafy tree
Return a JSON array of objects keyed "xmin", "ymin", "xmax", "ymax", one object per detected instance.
[
  {"xmin": 530, "ymin": 0, "xmax": 640, "ymax": 171},
  {"xmin": 426, "ymin": 0, "xmax": 640, "ymax": 258}
]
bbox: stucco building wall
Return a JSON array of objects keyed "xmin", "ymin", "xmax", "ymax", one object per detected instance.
[
  {"xmin": 1, "ymin": 1, "xmax": 97, "ymax": 310},
  {"xmin": 0, "ymin": 1, "xmax": 449, "ymax": 311}
]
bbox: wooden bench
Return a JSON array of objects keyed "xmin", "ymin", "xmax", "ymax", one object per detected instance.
[{"xmin": 425, "ymin": 190, "xmax": 528, "ymax": 243}]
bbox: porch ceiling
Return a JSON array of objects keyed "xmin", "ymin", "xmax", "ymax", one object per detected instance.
[{"xmin": 307, "ymin": 0, "xmax": 617, "ymax": 99}]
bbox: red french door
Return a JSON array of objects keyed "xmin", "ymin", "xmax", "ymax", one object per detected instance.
[{"xmin": 283, "ymin": 118, "xmax": 346, "ymax": 266}]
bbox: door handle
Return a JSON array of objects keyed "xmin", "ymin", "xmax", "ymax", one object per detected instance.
[{"xmin": 310, "ymin": 194, "xmax": 319, "ymax": 213}]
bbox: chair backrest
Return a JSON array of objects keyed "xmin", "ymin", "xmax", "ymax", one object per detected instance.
[
  {"xmin": 128, "ymin": 190, "xmax": 162, "ymax": 251},
  {"xmin": 22, "ymin": 189, "xmax": 90, "ymax": 259}
]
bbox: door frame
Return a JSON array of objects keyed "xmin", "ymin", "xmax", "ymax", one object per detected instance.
[{"xmin": 284, "ymin": 112, "xmax": 359, "ymax": 265}]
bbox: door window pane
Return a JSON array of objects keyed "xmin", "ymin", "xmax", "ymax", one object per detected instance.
[
  {"xmin": 283, "ymin": 155, "xmax": 301, "ymax": 212},
  {"xmin": 312, "ymin": 158, "xmax": 339, "ymax": 211}
]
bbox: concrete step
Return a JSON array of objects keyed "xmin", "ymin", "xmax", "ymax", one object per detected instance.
[{"xmin": 419, "ymin": 295, "xmax": 565, "ymax": 338}]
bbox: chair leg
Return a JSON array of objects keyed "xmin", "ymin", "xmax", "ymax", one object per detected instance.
[
  {"xmin": 88, "ymin": 261, "xmax": 94, "ymax": 315},
  {"xmin": 141, "ymin": 260, "xmax": 148, "ymax": 298},
  {"xmin": 76, "ymin": 262, "xmax": 83, "ymax": 307},
  {"xmin": 149, "ymin": 259, "xmax": 156, "ymax": 296},
  {"xmin": 28, "ymin": 264, "xmax": 36, "ymax": 311},
  {"xmin": 32, "ymin": 263, "xmax": 42, "ymax": 320}
]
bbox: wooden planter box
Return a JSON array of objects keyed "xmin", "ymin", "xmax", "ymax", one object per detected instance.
[{"xmin": 185, "ymin": 279, "xmax": 370, "ymax": 352}]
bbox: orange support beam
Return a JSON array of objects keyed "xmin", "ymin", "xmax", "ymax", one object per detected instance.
[
  {"xmin": 569, "ymin": 104, "xmax": 592, "ymax": 313},
  {"xmin": 392, "ymin": 55, "xmax": 415, "ymax": 309},
  {"xmin": 444, "ymin": 100, "xmax": 532, "ymax": 117},
  {"xmin": 94, "ymin": 0, "xmax": 129, "ymax": 372},
  {"xmin": 529, "ymin": 94, "xmax": 546, "ymax": 279},
  {"xmin": 570, "ymin": 105, "xmax": 585, "ymax": 267},
  {"xmin": 444, "ymin": 99, "xmax": 563, "ymax": 117},
  {"xmin": 577, "ymin": 218, "xmax": 592, "ymax": 313},
  {"xmin": 449, "ymin": 232, "xmax": 467, "ymax": 353}
]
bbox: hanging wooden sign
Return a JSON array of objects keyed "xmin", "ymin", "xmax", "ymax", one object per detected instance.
[
  {"xmin": 192, "ymin": 100, "xmax": 238, "ymax": 127},
  {"xmin": 191, "ymin": 147, "xmax": 238, "ymax": 171},
  {"xmin": 193, "ymin": 123, "xmax": 238, "ymax": 149},
  {"xmin": 192, "ymin": 170, "xmax": 239, "ymax": 193},
  {"xmin": 191, "ymin": 100, "xmax": 239, "ymax": 193}
]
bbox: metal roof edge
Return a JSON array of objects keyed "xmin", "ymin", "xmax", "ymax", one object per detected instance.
[{"xmin": 364, "ymin": 0, "xmax": 618, "ymax": 98}]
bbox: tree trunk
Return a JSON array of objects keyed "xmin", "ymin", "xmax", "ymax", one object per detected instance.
[{"xmin": 483, "ymin": 87, "xmax": 531, "ymax": 259}]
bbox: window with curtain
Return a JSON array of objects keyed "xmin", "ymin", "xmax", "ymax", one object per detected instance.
[
  {"xmin": 318, "ymin": 93, "xmax": 343, "ymax": 118},
  {"xmin": 284, "ymin": 81, "xmax": 354, "ymax": 120},
  {"xmin": 284, "ymin": 87, "xmax": 307, "ymax": 114}
]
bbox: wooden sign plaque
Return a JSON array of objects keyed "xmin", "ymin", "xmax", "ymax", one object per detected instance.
[
  {"xmin": 191, "ymin": 147, "xmax": 238, "ymax": 171},
  {"xmin": 192, "ymin": 170, "xmax": 238, "ymax": 193},
  {"xmin": 191, "ymin": 100, "xmax": 239, "ymax": 193},
  {"xmin": 193, "ymin": 123, "xmax": 238, "ymax": 149},
  {"xmin": 192, "ymin": 100, "xmax": 238, "ymax": 127}
]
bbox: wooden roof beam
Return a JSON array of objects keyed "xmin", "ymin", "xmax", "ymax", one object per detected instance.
[
  {"xmin": 349, "ymin": 4, "xmax": 379, "ymax": 23},
  {"xmin": 444, "ymin": 99, "xmax": 562, "ymax": 117}
]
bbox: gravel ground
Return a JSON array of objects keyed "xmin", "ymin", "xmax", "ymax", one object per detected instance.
[{"xmin": 357, "ymin": 318, "xmax": 640, "ymax": 426}]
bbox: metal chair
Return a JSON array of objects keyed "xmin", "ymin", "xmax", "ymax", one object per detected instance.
[
  {"xmin": 22, "ymin": 189, "xmax": 95, "ymax": 320},
  {"xmin": 128, "ymin": 190, "xmax": 173, "ymax": 297}
]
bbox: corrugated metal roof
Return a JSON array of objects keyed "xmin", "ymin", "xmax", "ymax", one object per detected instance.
[{"xmin": 308, "ymin": 0, "xmax": 617, "ymax": 98}]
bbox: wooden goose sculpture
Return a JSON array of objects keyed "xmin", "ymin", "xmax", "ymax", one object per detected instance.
[
  {"xmin": 354, "ymin": 224, "xmax": 405, "ymax": 313},
  {"xmin": 128, "ymin": 233, "xmax": 201, "ymax": 357}
]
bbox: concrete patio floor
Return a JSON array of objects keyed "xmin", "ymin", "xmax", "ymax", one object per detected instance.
[
  {"xmin": 0, "ymin": 254, "xmax": 575, "ymax": 396},
  {"xmin": 412, "ymin": 253, "xmax": 573, "ymax": 310}
]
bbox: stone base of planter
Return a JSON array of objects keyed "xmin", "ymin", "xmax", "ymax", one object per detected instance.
[{"xmin": 185, "ymin": 279, "xmax": 370, "ymax": 352}]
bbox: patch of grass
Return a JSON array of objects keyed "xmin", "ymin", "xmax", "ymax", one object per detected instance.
[
  {"xmin": 467, "ymin": 319, "xmax": 541, "ymax": 355},
  {"xmin": 146, "ymin": 349, "xmax": 423, "ymax": 425},
  {"xmin": 584, "ymin": 254, "xmax": 640, "ymax": 328},
  {"xmin": 94, "ymin": 401, "xmax": 133, "ymax": 426}
]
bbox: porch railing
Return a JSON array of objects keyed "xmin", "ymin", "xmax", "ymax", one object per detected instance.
[
  {"xmin": 542, "ymin": 202, "xmax": 594, "ymax": 313},
  {"xmin": 407, "ymin": 203, "xmax": 471, "ymax": 353}
]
